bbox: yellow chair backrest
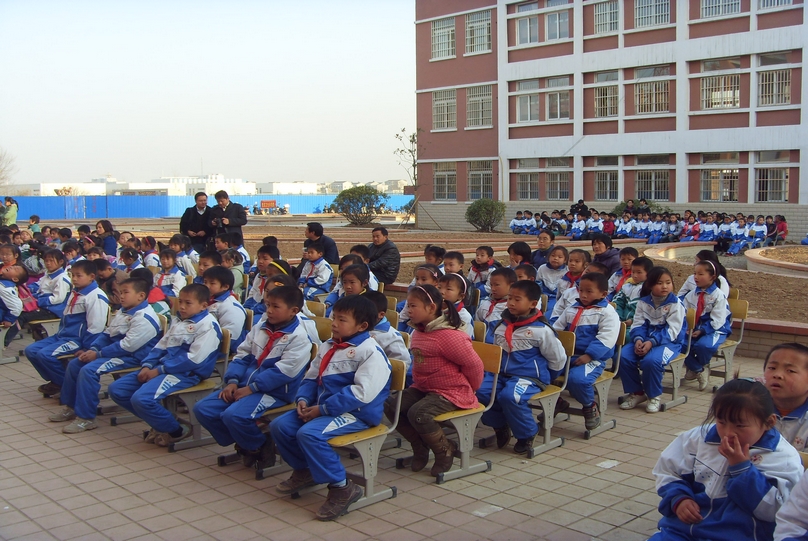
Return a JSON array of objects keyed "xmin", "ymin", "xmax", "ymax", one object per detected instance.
[
  {"xmin": 686, "ymin": 308, "xmax": 696, "ymax": 332},
  {"xmin": 389, "ymin": 359, "xmax": 406, "ymax": 393},
  {"xmin": 473, "ymin": 321, "xmax": 486, "ymax": 342},
  {"xmin": 169, "ymin": 297, "xmax": 178, "ymax": 317},
  {"xmin": 306, "ymin": 301, "xmax": 325, "ymax": 318},
  {"xmin": 157, "ymin": 314, "xmax": 168, "ymax": 335},
  {"xmin": 387, "ymin": 296, "xmax": 398, "ymax": 311},
  {"xmin": 386, "ymin": 309, "xmax": 399, "ymax": 327},
  {"xmin": 728, "ymin": 298, "xmax": 749, "ymax": 319},
  {"xmin": 245, "ymin": 309, "xmax": 254, "ymax": 331},
  {"xmin": 219, "ymin": 329, "xmax": 231, "ymax": 357},
  {"xmin": 185, "ymin": 275, "xmax": 193, "ymax": 286},
  {"xmin": 728, "ymin": 287, "xmax": 740, "ymax": 300},
  {"xmin": 310, "ymin": 343, "xmax": 318, "ymax": 362},
  {"xmin": 313, "ymin": 317, "xmax": 332, "ymax": 342},
  {"xmin": 192, "ymin": 263, "xmax": 199, "ymax": 275},
  {"xmin": 799, "ymin": 451, "xmax": 808, "ymax": 470},
  {"xmin": 557, "ymin": 330, "xmax": 576, "ymax": 358},
  {"xmin": 242, "ymin": 274, "xmax": 250, "ymax": 291},
  {"xmin": 471, "ymin": 341, "xmax": 502, "ymax": 375},
  {"xmin": 540, "ymin": 294, "xmax": 548, "ymax": 314},
  {"xmin": 377, "ymin": 282, "xmax": 385, "ymax": 293},
  {"xmin": 330, "ymin": 263, "xmax": 340, "ymax": 278},
  {"xmin": 615, "ymin": 322, "xmax": 627, "ymax": 347},
  {"xmin": 401, "ymin": 332, "xmax": 410, "ymax": 349},
  {"xmin": 148, "ymin": 266, "xmax": 160, "ymax": 275}
]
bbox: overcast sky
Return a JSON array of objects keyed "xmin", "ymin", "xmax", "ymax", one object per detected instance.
[{"xmin": 0, "ymin": 0, "xmax": 416, "ymax": 186}]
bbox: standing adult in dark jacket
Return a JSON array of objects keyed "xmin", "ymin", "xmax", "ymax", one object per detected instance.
[
  {"xmin": 303, "ymin": 222, "xmax": 339, "ymax": 264},
  {"xmin": 367, "ymin": 227, "xmax": 400, "ymax": 285},
  {"xmin": 180, "ymin": 192, "xmax": 215, "ymax": 253},
  {"xmin": 591, "ymin": 233, "xmax": 621, "ymax": 276},
  {"xmin": 209, "ymin": 190, "xmax": 248, "ymax": 237}
]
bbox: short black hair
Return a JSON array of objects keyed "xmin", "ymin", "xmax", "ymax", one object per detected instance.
[
  {"xmin": 58, "ymin": 228, "xmax": 72, "ymax": 239},
  {"xmin": 262, "ymin": 236, "xmax": 278, "ymax": 246},
  {"xmin": 169, "ymin": 234, "xmax": 190, "ymax": 251},
  {"xmin": 515, "ymin": 264, "xmax": 537, "ymax": 280},
  {"xmin": 511, "ymin": 279, "xmax": 541, "ymax": 302},
  {"xmin": 424, "ymin": 245, "xmax": 446, "ymax": 260},
  {"xmin": 120, "ymin": 247, "xmax": 139, "ymax": 261},
  {"xmin": 580, "ymin": 272, "xmax": 609, "ymax": 292},
  {"xmin": 257, "ymin": 245, "xmax": 280, "ymax": 260},
  {"xmin": 194, "ymin": 191, "xmax": 207, "ymax": 201},
  {"xmin": 764, "ymin": 343, "xmax": 808, "ymax": 370},
  {"xmin": 350, "ymin": 244, "xmax": 370, "ymax": 259},
  {"xmin": 507, "ymin": 241, "xmax": 532, "ymax": 262},
  {"xmin": 43, "ymin": 248, "xmax": 66, "ymax": 266},
  {"xmin": 307, "ymin": 242, "xmax": 325, "ymax": 255},
  {"xmin": 569, "ymin": 248, "xmax": 592, "ymax": 264},
  {"xmin": 266, "ymin": 285, "xmax": 304, "ymax": 310},
  {"xmin": 586, "ymin": 262, "xmax": 609, "ymax": 274},
  {"xmin": 77, "ymin": 225, "xmax": 91, "ymax": 235},
  {"xmin": 444, "ymin": 251, "xmax": 464, "ymax": 264},
  {"xmin": 180, "ymin": 283, "xmax": 210, "ymax": 304},
  {"xmin": 215, "ymin": 233, "xmax": 232, "ymax": 245},
  {"xmin": 476, "ymin": 246, "xmax": 494, "ymax": 257},
  {"xmin": 159, "ymin": 248, "xmax": 177, "ymax": 261},
  {"xmin": 372, "ymin": 227, "xmax": 388, "ymax": 237},
  {"xmin": 339, "ymin": 254, "xmax": 364, "ymax": 268},
  {"xmin": 631, "ymin": 256, "xmax": 654, "ymax": 273},
  {"xmin": 591, "ymin": 233, "xmax": 613, "ymax": 248},
  {"xmin": 94, "ymin": 259, "xmax": 112, "ymax": 271},
  {"xmin": 199, "ymin": 250, "xmax": 223, "ymax": 265},
  {"xmin": 29, "ymin": 215, "xmax": 40, "ymax": 224},
  {"xmin": 229, "ymin": 232, "xmax": 243, "ymax": 246},
  {"xmin": 332, "ymin": 294, "xmax": 378, "ymax": 331},
  {"xmin": 619, "ymin": 247, "xmax": 639, "ymax": 258},
  {"xmin": 203, "ymin": 266, "xmax": 235, "ymax": 290},
  {"xmin": 306, "ymin": 222, "xmax": 324, "ymax": 237},
  {"xmin": 214, "ymin": 190, "xmax": 229, "ymax": 200},
  {"xmin": 129, "ymin": 268, "xmax": 154, "ymax": 291},
  {"xmin": 120, "ymin": 277, "xmax": 150, "ymax": 295},
  {"xmin": 363, "ymin": 290, "xmax": 388, "ymax": 315},
  {"xmin": 490, "ymin": 267, "xmax": 517, "ymax": 284},
  {"xmin": 62, "ymin": 241, "xmax": 80, "ymax": 254},
  {"xmin": 340, "ymin": 264, "xmax": 369, "ymax": 284},
  {"xmin": 71, "ymin": 260, "xmax": 97, "ymax": 276}
]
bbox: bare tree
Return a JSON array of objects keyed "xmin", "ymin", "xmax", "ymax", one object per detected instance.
[
  {"xmin": 393, "ymin": 128, "xmax": 422, "ymax": 187},
  {"xmin": 0, "ymin": 148, "xmax": 16, "ymax": 187}
]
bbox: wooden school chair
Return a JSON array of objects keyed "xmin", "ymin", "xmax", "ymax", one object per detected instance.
[
  {"xmin": 400, "ymin": 331, "xmax": 410, "ymax": 349},
  {"xmin": 241, "ymin": 274, "xmax": 250, "ymax": 303},
  {"xmin": 386, "ymin": 296, "xmax": 398, "ymax": 312},
  {"xmin": 540, "ymin": 294, "xmax": 548, "ymax": 314},
  {"xmin": 376, "ymin": 282, "xmax": 385, "ymax": 293},
  {"xmin": 800, "ymin": 451, "xmax": 808, "ymax": 470},
  {"xmin": 148, "ymin": 266, "xmax": 160, "ymax": 276},
  {"xmin": 727, "ymin": 287, "xmax": 740, "ymax": 300},
  {"xmin": 386, "ymin": 309, "xmax": 399, "ymax": 328},
  {"xmin": 306, "ymin": 300, "xmax": 325, "ymax": 318},
  {"xmin": 0, "ymin": 326, "xmax": 19, "ymax": 365},
  {"xmin": 185, "ymin": 275, "xmax": 193, "ymax": 286},
  {"xmin": 313, "ymin": 317, "xmax": 332, "ymax": 342},
  {"xmin": 473, "ymin": 321, "xmax": 486, "ymax": 342},
  {"xmin": 706, "ymin": 298, "xmax": 749, "ymax": 392}
]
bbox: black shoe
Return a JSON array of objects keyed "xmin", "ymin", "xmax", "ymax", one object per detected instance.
[
  {"xmin": 556, "ymin": 397, "xmax": 570, "ymax": 414},
  {"xmin": 513, "ymin": 437, "xmax": 535, "ymax": 454},
  {"xmin": 255, "ymin": 438, "xmax": 277, "ymax": 470},
  {"xmin": 494, "ymin": 426, "xmax": 511, "ymax": 449},
  {"xmin": 583, "ymin": 403, "xmax": 601, "ymax": 430}
]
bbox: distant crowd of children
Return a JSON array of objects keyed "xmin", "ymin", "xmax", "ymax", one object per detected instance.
[{"xmin": 6, "ymin": 216, "xmax": 808, "ymax": 534}]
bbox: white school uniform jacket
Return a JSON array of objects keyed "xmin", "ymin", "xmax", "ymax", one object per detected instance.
[
  {"xmin": 188, "ymin": 249, "xmax": 200, "ymax": 265},
  {"xmin": 774, "ymin": 469, "xmax": 808, "ymax": 541},
  {"xmin": 476, "ymin": 297, "xmax": 508, "ymax": 342},
  {"xmin": 457, "ymin": 304, "xmax": 474, "ymax": 339},
  {"xmin": 89, "ymin": 301, "xmax": 161, "ymax": 363},
  {"xmin": 298, "ymin": 257, "xmax": 333, "ymax": 293},
  {"xmin": 33, "ymin": 268, "xmax": 72, "ymax": 317},
  {"xmin": 552, "ymin": 299, "xmax": 619, "ymax": 361},
  {"xmin": 175, "ymin": 252, "xmax": 197, "ymax": 278},
  {"xmin": 246, "ymin": 273, "xmax": 268, "ymax": 306},
  {"xmin": 208, "ymin": 290, "xmax": 248, "ymax": 352},
  {"xmin": 654, "ymin": 425, "xmax": 801, "ymax": 541},
  {"xmin": 142, "ymin": 250, "xmax": 160, "ymax": 269},
  {"xmin": 370, "ymin": 317, "xmax": 411, "ymax": 372},
  {"xmin": 550, "ymin": 285, "xmax": 578, "ymax": 325},
  {"xmin": 523, "ymin": 217, "xmax": 537, "ymax": 230},
  {"xmin": 648, "ymin": 220, "xmax": 665, "ymax": 234},
  {"xmin": 509, "ymin": 217, "xmax": 525, "ymax": 229},
  {"xmin": 628, "ymin": 293, "xmax": 687, "ymax": 348},
  {"xmin": 615, "ymin": 219, "xmax": 635, "ymax": 236},
  {"xmin": 683, "ymin": 283, "xmax": 732, "ymax": 335},
  {"xmin": 677, "ymin": 274, "xmax": 730, "ymax": 299},
  {"xmin": 773, "ymin": 400, "xmax": 808, "ymax": 452},
  {"xmin": 154, "ymin": 267, "xmax": 186, "ymax": 298},
  {"xmin": 0, "ymin": 281, "xmax": 22, "ymax": 325},
  {"xmin": 536, "ymin": 264, "xmax": 567, "ymax": 297},
  {"xmin": 570, "ymin": 219, "xmax": 586, "ymax": 234}
]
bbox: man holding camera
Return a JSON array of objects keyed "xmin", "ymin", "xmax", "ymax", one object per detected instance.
[{"xmin": 209, "ymin": 190, "xmax": 248, "ymax": 236}]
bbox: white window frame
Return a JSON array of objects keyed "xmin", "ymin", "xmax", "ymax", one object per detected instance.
[
  {"xmin": 431, "ymin": 18, "xmax": 455, "ymax": 60},
  {"xmin": 517, "ymin": 94, "xmax": 540, "ymax": 122},
  {"xmin": 759, "ymin": 0, "xmax": 791, "ymax": 8},
  {"xmin": 547, "ymin": 91, "xmax": 570, "ymax": 120},
  {"xmin": 432, "ymin": 89, "xmax": 457, "ymax": 130},
  {"xmin": 755, "ymin": 168, "xmax": 788, "ymax": 202},
  {"xmin": 468, "ymin": 161, "xmax": 493, "ymax": 200},
  {"xmin": 434, "ymin": 163, "xmax": 457, "ymax": 200},
  {"xmin": 517, "ymin": 15, "xmax": 539, "ymax": 45},
  {"xmin": 635, "ymin": 80, "xmax": 670, "ymax": 114},
  {"xmin": 467, "ymin": 85, "xmax": 493, "ymax": 128},
  {"xmin": 758, "ymin": 69, "xmax": 791, "ymax": 106},
  {"xmin": 595, "ymin": 85, "xmax": 618, "ymax": 117},
  {"xmin": 635, "ymin": 0, "xmax": 670, "ymax": 28},
  {"xmin": 700, "ymin": 75, "xmax": 740, "ymax": 110},
  {"xmin": 595, "ymin": 171, "xmax": 618, "ymax": 201},
  {"xmin": 594, "ymin": 1, "xmax": 619, "ymax": 34},
  {"xmin": 701, "ymin": 0, "xmax": 740, "ymax": 18},
  {"xmin": 546, "ymin": 172, "xmax": 570, "ymax": 200},
  {"xmin": 465, "ymin": 11, "xmax": 491, "ymax": 54},
  {"xmin": 546, "ymin": 10, "xmax": 570, "ymax": 41},
  {"xmin": 636, "ymin": 170, "xmax": 670, "ymax": 201},
  {"xmin": 700, "ymin": 169, "xmax": 739, "ymax": 202},
  {"xmin": 517, "ymin": 173, "xmax": 540, "ymax": 200}
]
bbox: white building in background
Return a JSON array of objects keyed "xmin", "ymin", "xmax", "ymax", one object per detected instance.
[
  {"xmin": 255, "ymin": 181, "xmax": 319, "ymax": 195},
  {"xmin": 152, "ymin": 174, "xmax": 256, "ymax": 196},
  {"xmin": 7, "ymin": 182, "xmax": 109, "ymax": 196}
]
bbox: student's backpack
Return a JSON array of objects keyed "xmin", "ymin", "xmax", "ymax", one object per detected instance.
[{"xmin": 17, "ymin": 283, "xmax": 39, "ymax": 312}]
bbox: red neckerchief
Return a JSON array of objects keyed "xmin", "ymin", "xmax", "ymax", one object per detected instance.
[
  {"xmin": 317, "ymin": 341, "xmax": 351, "ymax": 384},
  {"xmin": 615, "ymin": 269, "xmax": 632, "ymax": 293},
  {"xmin": 695, "ymin": 291, "xmax": 706, "ymax": 323},
  {"xmin": 455, "ymin": 301, "xmax": 464, "ymax": 312},
  {"xmin": 67, "ymin": 291, "xmax": 81, "ymax": 313},
  {"xmin": 258, "ymin": 275, "xmax": 267, "ymax": 293},
  {"xmin": 569, "ymin": 305, "xmax": 598, "ymax": 332},
  {"xmin": 256, "ymin": 329, "xmax": 285, "ymax": 367},
  {"xmin": 504, "ymin": 311, "xmax": 543, "ymax": 349},
  {"xmin": 486, "ymin": 297, "xmax": 507, "ymax": 318},
  {"xmin": 563, "ymin": 271, "xmax": 582, "ymax": 284}
]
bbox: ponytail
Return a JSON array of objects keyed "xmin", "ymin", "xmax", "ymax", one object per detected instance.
[{"xmin": 442, "ymin": 299, "xmax": 461, "ymax": 329}]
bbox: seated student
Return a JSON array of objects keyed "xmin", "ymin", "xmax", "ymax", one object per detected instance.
[
  {"xmin": 270, "ymin": 295, "xmax": 392, "ymax": 521},
  {"xmin": 348, "ymin": 244, "xmax": 379, "ymax": 291},
  {"xmin": 619, "ymin": 267, "xmax": 687, "ymax": 413},
  {"xmin": 57, "ymin": 227, "xmax": 73, "ymax": 246},
  {"xmin": 149, "ymin": 249, "xmax": 187, "ymax": 316},
  {"xmin": 423, "ymin": 245, "xmax": 446, "ymax": 274},
  {"xmin": 214, "ymin": 232, "xmax": 233, "ymax": 253},
  {"xmin": 633, "ymin": 213, "xmax": 650, "ymax": 240},
  {"xmin": 195, "ymin": 250, "xmax": 222, "ymax": 285},
  {"xmin": 569, "ymin": 213, "xmax": 586, "ymax": 241},
  {"xmin": 248, "ymin": 239, "xmax": 280, "ymax": 279},
  {"xmin": 552, "ymin": 273, "xmax": 619, "ymax": 430},
  {"xmin": 229, "ymin": 232, "xmax": 251, "ymax": 273},
  {"xmin": 437, "ymin": 272, "xmax": 474, "ymax": 339},
  {"xmin": 24, "ymin": 260, "xmax": 110, "ymax": 397},
  {"xmin": 699, "ymin": 214, "xmax": 719, "ymax": 243},
  {"xmin": 680, "ymin": 215, "xmax": 700, "ymax": 242},
  {"xmin": 715, "ymin": 214, "xmax": 734, "ymax": 253},
  {"xmin": 478, "ymin": 280, "xmax": 566, "ymax": 453},
  {"xmin": 682, "ymin": 261, "xmax": 732, "ymax": 390},
  {"xmin": 774, "ymin": 214, "xmax": 788, "ymax": 246},
  {"xmin": 221, "ymin": 249, "xmax": 245, "ymax": 299},
  {"xmin": 386, "ymin": 284, "xmax": 483, "ymax": 475},
  {"xmin": 194, "ymin": 285, "xmax": 313, "ymax": 469},
  {"xmin": 749, "ymin": 215, "xmax": 768, "ymax": 249},
  {"xmin": 603, "ymin": 213, "xmax": 616, "ymax": 238},
  {"xmin": 203, "ymin": 266, "xmax": 247, "ymax": 352},
  {"xmin": 298, "ymin": 242, "xmax": 333, "ymax": 301},
  {"xmin": 169, "ymin": 234, "xmax": 197, "ymax": 278},
  {"xmin": 62, "ymin": 241, "xmax": 84, "ymax": 270},
  {"xmin": 557, "ymin": 249, "xmax": 590, "ymax": 298},
  {"xmin": 16, "ymin": 249, "xmax": 71, "ymax": 340},
  {"xmin": 94, "ymin": 259, "xmax": 128, "ymax": 311},
  {"xmin": 364, "ymin": 290, "xmax": 410, "ymax": 371},
  {"xmin": 585, "ymin": 211, "xmax": 604, "ymax": 239},
  {"xmin": 476, "ymin": 268, "xmax": 516, "ymax": 344},
  {"xmin": 507, "ymin": 241, "xmax": 532, "ymax": 269},
  {"xmin": 244, "ymin": 248, "xmax": 288, "ymax": 324},
  {"xmin": 509, "ymin": 211, "xmax": 525, "ymax": 234},
  {"xmin": 324, "ymin": 255, "xmax": 365, "ymax": 315},
  {"xmin": 119, "ymin": 247, "xmax": 143, "ymax": 273},
  {"xmin": 468, "ymin": 245, "xmax": 497, "ymax": 300},
  {"xmin": 521, "ymin": 210, "xmax": 538, "ymax": 235},
  {"xmin": 613, "ymin": 256, "xmax": 652, "ymax": 328},
  {"xmin": 48, "ymin": 278, "xmax": 162, "ymax": 433},
  {"xmin": 397, "ymin": 264, "xmax": 441, "ymax": 333},
  {"xmin": 442, "ymin": 251, "xmax": 465, "ymax": 277},
  {"xmin": 108, "ymin": 283, "xmax": 222, "ymax": 447},
  {"xmin": 141, "ymin": 236, "xmax": 161, "ymax": 269},
  {"xmin": 608, "ymin": 247, "xmax": 638, "ymax": 299},
  {"xmin": 0, "ymin": 244, "xmax": 22, "ymax": 270},
  {"xmin": 763, "ymin": 343, "xmax": 808, "ymax": 452},
  {"xmin": 325, "ymin": 264, "xmax": 368, "ymax": 318},
  {"xmin": 775, "ymin": 470, "xmax": 808, "ymax": 541},
  {"xmin": 550, "ymin": 262, "xmax": 608, "ymax": 325},
  {"xmin": 514, "ymin": 263, "xmax": 537, "ymax": 284},
  {"xmin": 537, "ymin": 246, "xmax": 568, "ymax": 315},
  {"xmin": 0, "ymin": 265, "xmax": 26, "ymax": 347},
  {"xmin": 646, "ymin": 214, "xmax": 666, "ymax": 245},
  {"xmin": 84, "ymin": 246, "xmax": 106, "ymax": 263},
  {"xmin": 660, "ymin": 214, "xmax": 682, "ymax": 244},
  {"xmin": 677, "ymin": 250, "xmax": 731, "ymax": 299},
  {"xmin": 262, "ymin": 272, "xmax": 321, "ymax": 346}
]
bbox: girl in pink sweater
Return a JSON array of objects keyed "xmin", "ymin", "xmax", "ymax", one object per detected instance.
[{"xmin": 384, "ymin": 284, "xmax": 484, "ymax": 477}]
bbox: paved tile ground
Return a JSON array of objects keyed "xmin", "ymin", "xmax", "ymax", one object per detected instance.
[{"xmin": 0, "ymin": 339, "xmax": 764, "ymax": 541}]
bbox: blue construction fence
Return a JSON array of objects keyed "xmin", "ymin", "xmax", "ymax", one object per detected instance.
[{"xmin": 12, "ymin": 194, "xmax": 415, "ymax": 221}]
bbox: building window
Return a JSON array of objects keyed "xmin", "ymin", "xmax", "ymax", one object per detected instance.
[
  {"xmin": 700, "ymin": 75, "xmax": 740, "ymax": 110},
  {"xmin": 547, "ymin": 10, "xmax": 570, "ymax": 41},
  {"xmin": 637, "ymin": 154, "xmax": 670, "ymax": 165},
  {"xmin": 467, "ymin": 85, "xmax": 493, "ymax": 127},
  {"xmin": 546, "ymin": 172, "xmax": 570, "ymax": 200},
  {"xmin": 758, "ymin": 70, "xmax": 791, "ymax": 106},
  {"xmin": 517, "ymin": 15, "xmax": 539, "ymax": 44},
  {"xmin": 465, "ymin": 11, "xmax": 491, "ymax": 54},
  {"xmin": 595, "ymin": 86, "xmax": 618, "ymax": 117},
  {"xmin": 703, "ymin": 152, "xmax": 739, "ymax": 164},
  {"xmin": 595, "ymin": 171, "xmax": 618, "ymax": 201},
  {"xmin": 517, "ymin": 173, "xmax": 539, "ymax": 200},
  {"xmin": 635, "ymin": 81, "xmax": 670, "ymax": 114},
  {"xmin": 432, "ymin": 90, "xmax": 456, "ymax": 130},
  {"xmin": 517, "ymin": 95, "xmax": 539, "ymax": 122},
  {"xmin": 636, "ymin": 171, "xmax": 670, "ymax": 201},
  {"xmin": 759, "ymin": 0, "xmax": 791, "ymax": 8},
  {"xmin": 517, "ymin": 158, "xmax": 540, "ymax": 168},
  {"xmin": 517, "ymin": 2, "xmax": 539, "ymax": 11},
  {"xmin": 635, "ymin": 0, "xmax": 670, "ymax": 27},
  {"xmin": 434, "ymin": 163, "xmax": 457, "ymax": 200},
  {"xmin": 595, "ymin": 1, "xmax": 619, "ymax": 34},
  {"xmin": 701, "ymin": 169, "xmax": 739, "ymax": 202},
  {"xmin": 547, "ymin": 91, "xmax": 570, "ymax": 120},
  {"xmin": 468, "ymin": 161, "xmax": 493, "ymax": 200},
  {"xmin": 431, "ymin": 18, "xmax": 455, "ymax": 60},
  {"xmin": 758, "ymin": 150, "xmax": 789, "ymax": 162},
  {"xmin": 701, "ymin": 0, "xmax": 740, "ymax": 18},
  {"xmin": 755, "ymin": 169, "xmax": 788, "ymax": 202}
]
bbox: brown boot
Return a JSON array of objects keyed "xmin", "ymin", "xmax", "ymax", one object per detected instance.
[
  {"xmin": 276, "ymin": 469, "xmax": 315, "ymax": 495},
  {"xmin": 315, "ymin": 480, "xmax": 363, "ymax": 521},
  {"xmin": 420, "ymin": 430, "xmax": 456, "ymax": 477},
  {"xmin": 395, "ymin": 423, "xmax": 430, "ymax": 472}
]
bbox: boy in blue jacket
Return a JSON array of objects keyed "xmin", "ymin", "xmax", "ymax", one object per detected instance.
[
  {"xmin": 203, "ymin": 266, "xmax": 247, "ymax": 353},
  {"xmin": 271, "ymin": 295, "xmax": 391, "ymax": 521},
  {"xmin": 194, "ymin": 285, "xmax": 312, "ymax": 469},
  {"xmin": 25, "ymin": 260, "xmax": 110, "ymax": 397},
  {"xmin": 49, "ymin": 278, "xmax": 162, "ymax": 433},
  {"xmin": 298, "ymin": 242, "xmax": 334, "ymax": 301},
  {"xmin": 108, "ymin": 283, "xmax": 222, "ymax": 447},
  {"xmin": 0, "ymin": 264, "xmax": 26, "ymax": 347}
]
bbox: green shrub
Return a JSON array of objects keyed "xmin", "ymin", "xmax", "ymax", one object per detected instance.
[
  {"xmin": 465, "ymin": 199, "xmax": 507, "ymax": 232},
  {"xmin": 332, "ymin": 186, "xmax": 389, "ymax": 226}
]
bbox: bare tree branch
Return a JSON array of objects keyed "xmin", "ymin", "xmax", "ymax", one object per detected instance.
[{"xmin": 0, "ymin": 148, "xmax": 17, "ymax": 187}]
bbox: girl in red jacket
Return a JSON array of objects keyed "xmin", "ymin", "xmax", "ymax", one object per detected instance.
[{"xmin": 383, "ymin": 284, "xmax": 484, "ymax": 477}]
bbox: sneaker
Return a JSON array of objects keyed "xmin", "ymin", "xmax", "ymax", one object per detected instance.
[
  {"xmin": 684, "ymin": 369, "xmax": 699, "ymax": 381},
  {"xmin": 619, "ymin": 393, "xmax": 647, "ymax": 410},
  {"xmin": 555, "ymin": 396, "xmax": 571, "ymax": 414},
  {"xmin": 315, "ymin": 480, "xmax": 363, "ymax": 521},
  {"xmin": 583, "ymin": 403, "xmax": 601, "ymax": 430},
  {"xmin": 697, "ymin": 370, "xmax": 710, "ymax": 391},
  {"xmin": 63, "ymin": 418, "xmax": 98, "ymax": 434},
  {"xmin": 48, "ymin": 406, "xmax": 76, "ymax": 422},
  {"xmin": 153, "ymin": 424, "xmax": 191, "ymax": 447},
  {"xmin": 494, "ymin": 426, "xmax": 511, "ymax": 449},
  {"xmin": 513, "ymin": 436, "xmax": 535, "ymax": 454},
  {"xmin": 143, "ymin": 428, "xmax": 158, "ymax": 444},
  {"xmin": 645, "ymin": 397, "xmax": 662, "ymax": 413},
  {"xmin": 276, "ymin": 469, "xmax": 316, "ymax": 495},
  {"xmin": 38, "ymin": 382, "xmax": 61, "ymax": 396}
]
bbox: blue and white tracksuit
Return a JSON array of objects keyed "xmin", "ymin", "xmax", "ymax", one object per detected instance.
[
  {"xmin": 457, "ymin": 303, "xmax": 474, "ymax": 339},
  {"xmin": 236, "ymin": 245, "xmax": 251, "ymax": 273},
  {"xmin": 774, "ymin": 399, "xmax": 808, "ymax": 452},
  {"xmin": 537, "ymin": 263, "xmax": 567, "ymax": 315},
  {"xmin": 775, "ymin": 469, "xmax": 808, "ymax": 541},
  {"xmin": 552, "ymin": 299, "xmax": 619, "ymax": 406},
  {"xmin": 727, "ymin": 225, "xmax": 751, "ymax": 255},
  {"xmin": 556, "ymin": 272, "xmax": 582, "ymax": 299},
  {"xmin": 298, "ymin": 257, "xmax": 333, "ymax": 301},
  {"xmin": 586, "ymin": 218, "xmax": 603, "ymax": 237},
  {"xmin": 194, "ymin": 317, "xmax": 313, "ymax": 451},
  {"xmin": 615, "ymin": 219, "xmax": 634, "ymax": 237},
  {"xmin": 108, "ymin": 310, "xmax": 222, "ymax": 434},
  {"xmin": 123, "ymin": 262, "xmax": 144, "ymax": 273},
  {"xmin": 25, "ymin": 283, "xmax": 110, "ymax": 386},
  {"xmin": 569, "ymin": 219, "xmax": 586, "ymax": 240},
  {"xmin": 143, "ymin": 250, "xmax": 160, "ymax": 269},
  {"xmin": 175, "ymin": 252, "xmax": 196, "ymax": 278},
  {"xmin": 30, "ymin": 268, "xmax": 71, "ymax": 316},
  {"xmin": 208, "ymin": 290, "xmax": 248, "ymax": 352},
  {"xmin": 647, "ymin": 221, "xmax": 665, "ymax": 244},
  {"xmin": 476, "ymin": 297, "xmax": 508, "ymax": 344},
  {"xmin": 323, "ymin": 282, "xmax": 344, "ymax": 317},
  {"xmin": 468, "ymin": 262, "xmax": 496, "ymax": 299},
  {"xmin": 478, "ymin": 310, "xmax": 566, "ymax": 439},
  {"xmin": 270, "ymin": 332, "xmax": 391, "ymax": 485},
  {"xmin": 699, "ymin": 222, "xmax": 718, "ymax": 242},
  {"xmin": 509, "ymin": 217, "xmax": 525, "ymax": 234},
  {"xmin": 677, "ymin": 274, "xmax": 730, "ymax": 300},
  {"xmin": 633, "ymin": 220, "xmax": 650, "ymax": 239},
  {"xmin": 652, "ymin": 425, "xmax": 802, "ymax": 541},
  {"xmin": 244, "ymin": 273, "xmax": 268, "ymax": 324},
  {"xmin": 607, "ymin": 269, "xmax": 630, "ymax": 300},
  {"xmin": 550, "ymin": 284, "xmax": 579, "ymax": 325},
  {"xmin": 620, "ymin": 294, "xmax": 687, "ymax": 399},
  {"xmin": 296, "ymin": 313, "xmax": 322, "ymax": 346},
  {"xmin": 0, "ymin": 281, "xmax": 22, "ymax": 326},
  {"xmin": 60, "ymin": 302, "xmax": 161, "ymax": 419},
  {"xmin": 718, "ymin": 222, "xmax": 733, "ymax": 243},
  {"xmin": 750, "ymin": 224, "xmax": 768, "ymax": 249},
  {"xmin": 683, "ymin": 284, "xmax": 732, "ymax": 372},
  {"xmin": 188, "ymin": 249, "xmax": 200, "ymax": 265},
  {"xmin": 153, "ymin": 266, "xmax": 186, "ymax": 299},
  {"xmin": 370, "ymin": 317, "xmax": 411, "ymax": 373}
]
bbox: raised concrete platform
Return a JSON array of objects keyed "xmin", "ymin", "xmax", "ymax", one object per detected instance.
[{"xmin": 745, "ymin": 246, "xmax": 808, "ymax": 278}]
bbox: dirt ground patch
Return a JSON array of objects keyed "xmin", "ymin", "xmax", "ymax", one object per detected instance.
[{"xmin": 759, "ymin": 246, "xmax": 808, "ymax": 265}]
